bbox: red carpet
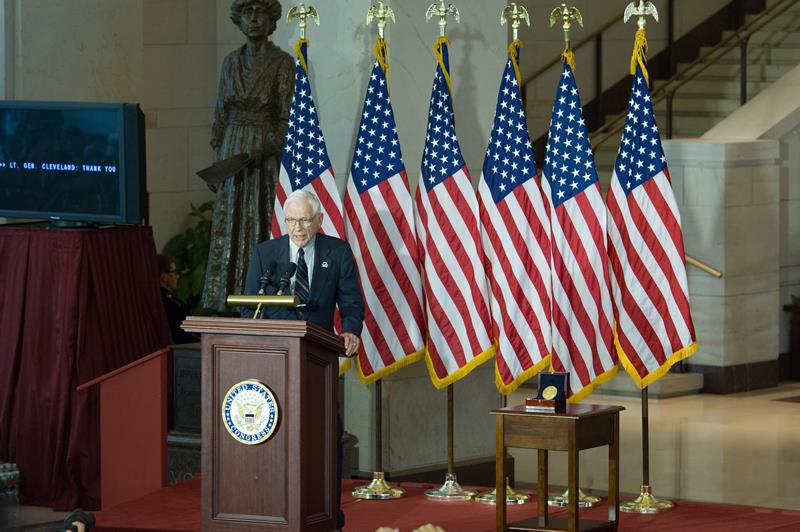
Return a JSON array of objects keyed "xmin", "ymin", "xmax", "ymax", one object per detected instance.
[{"xmin": 94, "ymin": 476, "xmax": 800, "ymax": 531}]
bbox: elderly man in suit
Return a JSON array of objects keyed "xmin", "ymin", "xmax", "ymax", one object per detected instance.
[
  {"xmin": 243, "ymin": 188, "xmax": 363, "ymax": 529},
  {"xmin": 243, "ymin": 189, "xmax": 363, "ymax": 352}
]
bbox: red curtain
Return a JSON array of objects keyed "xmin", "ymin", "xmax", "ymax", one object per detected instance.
[{"xmin": 0, "ymin": 225, "xmax": 171, "ymax": 510}]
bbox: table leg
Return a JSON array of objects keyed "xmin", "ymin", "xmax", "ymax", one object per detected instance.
[
  {"xmin": 496, "ymin": 415, "xmax": 506, "ymax": 531},
  {"xmin": 537, "ymin": 449, "xmax": 548, "ymax": 521},
  {"xmin": 609, "ymin": 413, "xmax": 619, "ymax": 526},
  {"xmin": 568, "ymin": 427, "xmax": 578, "ymax": 532}
]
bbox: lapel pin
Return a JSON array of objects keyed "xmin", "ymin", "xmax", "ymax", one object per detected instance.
[{"xmin": 321, "ymin": 260, "xmax": 329, "ymax": 269}]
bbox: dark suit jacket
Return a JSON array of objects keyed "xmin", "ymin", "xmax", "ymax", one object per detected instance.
[{"xmin": 243, "ymin": 234, "xmax": 364, "ymax": 335}]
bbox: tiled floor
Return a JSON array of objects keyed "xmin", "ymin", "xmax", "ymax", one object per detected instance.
[
  {"xmin": 2, "ymin": 382, "xmax": 799, "ymax": 530},
  {"xmin": 507, "ymin": 381, "xmax": 800, "ymax": 511}
]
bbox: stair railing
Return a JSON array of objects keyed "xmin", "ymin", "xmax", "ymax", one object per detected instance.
[{"xmin": 591, "ymin": 0, "xmax": 800, "ymax": 149}]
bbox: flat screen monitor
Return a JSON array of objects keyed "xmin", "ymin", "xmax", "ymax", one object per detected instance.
[{"xmin": 0, "ymin": 101, "xmax": 147, "ymax": 226}]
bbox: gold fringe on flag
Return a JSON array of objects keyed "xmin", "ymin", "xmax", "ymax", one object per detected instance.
[
  {"xmin": 561, "ymin": 48, "xmax": 576, "ymax": 72},
  {"xmin": 630, "ymin": 27, "xmax": 649, "ymax": 84},
  {"xmin": 433, "ymin": 36, "xmax": 453, "ymax": 95},
  {"xmin": 508, "ymin": 39, "xmax": 523, "ymax": 87},
  {"xmin": 294, "ymin": 37, "xmax": 310, "ymax": 75},
  {"xmin": 374, "ymin": 36, "xmax": 390, "ymax": 91}
]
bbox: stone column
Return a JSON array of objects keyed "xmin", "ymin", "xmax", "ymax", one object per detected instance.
[{"xmin": 664, "ymin": 139, "xmax": 781, "ymax": 392}]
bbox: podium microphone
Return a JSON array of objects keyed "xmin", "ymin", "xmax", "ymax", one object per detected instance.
[
  {"xmin": 258, "ymin": 261, "xmax": 277, "ymax": 295},
  {"xmin": 275, "ymin": 262, "xmax": 297, "ymax": 296}
]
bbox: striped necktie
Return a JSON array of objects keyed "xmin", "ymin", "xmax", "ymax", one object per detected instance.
[{"xmin": 294, "ymin": 248, "xmax": 310, "ymax": 304}]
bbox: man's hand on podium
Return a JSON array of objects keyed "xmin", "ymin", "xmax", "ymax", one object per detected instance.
[{"xmin": 341, "ymin": 332, "xmax": 360, "ymax": 357}]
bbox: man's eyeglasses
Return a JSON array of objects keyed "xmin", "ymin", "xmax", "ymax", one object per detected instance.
[
  {"xmin": 285, "ymin": 217, "xmax": 316, "ymax": 227},
  {"xmin": 166, "ymin": 269, "xmax": 181, "ymax": 275}
]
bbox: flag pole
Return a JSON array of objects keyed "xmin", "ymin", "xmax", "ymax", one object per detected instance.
[
  {"xmin": 351, "ymin": 378, "xmax": 406, "ymax": 499},
  {"xmin": 425, "ymin": 384, "xmax": 475, "ymax": 500},
  {"xmin": 617, "ymin": 0, "xmax": 674, "ymax": 513},
  {"xmin": 420, "ymin": 1, "xmax": 473, "ymax": 501},
  {"xmin": 474, "ymin": 4, "xmax": 535, "ymax": 507},
  {"xmin": 620, "ymin": 387, "xmax": 674, "ymax": 513},
  {"xmin": 350, "ymin": 3, "xmax": 405, "ymax": 500},
  {"xmin": 544, "ymin": 3, "xmax": 601, "ymax": 511}
]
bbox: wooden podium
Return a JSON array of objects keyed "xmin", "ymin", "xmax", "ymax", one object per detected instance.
[{"xmin": 182, "ymin": 317, "xmax": 343, "ymax": 532}]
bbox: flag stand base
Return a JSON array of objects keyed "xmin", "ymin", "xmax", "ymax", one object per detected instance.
[
  {"xmin": 548, "ymin": 488, "xmax": 600, "ymax": 508},
  {"xmin": 620, "ymin": 485, "xmax": 674, "ymax": 513},
  {"xmin": 424, "ymin": 472, "xmax": 475, "ymax": 500},
  {"xmin": 475, "ymin": 479, "xmax": 530, "ymax": 505},
  {"xmin": 351, "ymin": 471, "xmax": 405, "ymax": 500}
]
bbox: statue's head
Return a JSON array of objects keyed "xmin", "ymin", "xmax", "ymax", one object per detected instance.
[{"xmin": 230, "ymin": 0, "xmax": 282, "ymax": 38}]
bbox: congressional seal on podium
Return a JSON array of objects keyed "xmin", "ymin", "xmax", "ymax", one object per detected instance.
[{"xmin": 221, "ymin": 379, "xmax": 280, "ymax": 445}]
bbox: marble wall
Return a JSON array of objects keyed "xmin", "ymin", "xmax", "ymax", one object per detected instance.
[
  {"xmin": 142, "ymin": 0, "xmax": 219, "ymax": 249},
  {"xmin": 0, "ymin": 2, "xmax": 11, "ymax": 98}
]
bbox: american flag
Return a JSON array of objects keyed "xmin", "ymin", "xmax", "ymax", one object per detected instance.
[
  {"xmin": 344, "ymin": 45, "xmax": 425, "ymax": 383},
  {"xmin": 478, "ymin": 43, "xmax": 552, "ymax": 394},
  {"xmin": 415, "ymin": 39, "xmax": 494, "ymax": 388},
  {"xmin": 273, "ymin": 41, "xmax": 345, "ymax": 240},
  {"xmin": 606, "ymin": 63, "xmax": 697, "ymax": 387},
  {"xmin": 541, "ymin": 61, "xmax": 618, "ymax": 401},
  {"xmin": 272, "ymin": 40, "xmax": 349, "ymax": 375}
]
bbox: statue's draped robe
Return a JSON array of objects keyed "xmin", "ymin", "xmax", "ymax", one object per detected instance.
[{"xmin": 202, "ymin": 42, "xmax": 294, "ymax": 312}]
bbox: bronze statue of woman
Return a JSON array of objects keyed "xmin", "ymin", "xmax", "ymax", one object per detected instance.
[{"xmin": 202, "ymin": 0, "xmax": 295, "ymax": 312}]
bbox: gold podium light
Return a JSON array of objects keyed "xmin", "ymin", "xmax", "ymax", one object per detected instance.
[
  {"xmin": 226, "ymin": 295, "xmax": 300, "ymax": 307},
  {"xmin": 226, "ymin": 294, "xmax": 300, "ymax": 320}
]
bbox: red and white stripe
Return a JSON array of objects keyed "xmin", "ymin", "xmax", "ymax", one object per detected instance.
[
  {"xmin": 344, "ymin": 170, "xmax": 425, "ymax": 383},
  {"xmin": 541, "ymin": 178, "xmax": 617, "ymax": 400},
  {"xmin": 607, "ymin": 168, "xmax": 697, "ymax": 386},
  {"xmin": 478, "ymin": 177, "xmax": 553, "ymax": 394},
  {"xmin": 415, "ymin": 166, "xmax": 495, "ymax": 388}
]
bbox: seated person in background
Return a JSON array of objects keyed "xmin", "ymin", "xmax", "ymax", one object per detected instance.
[{"xmin": 158, "ymin": 254, "xmax": 198, "ymax": 344}]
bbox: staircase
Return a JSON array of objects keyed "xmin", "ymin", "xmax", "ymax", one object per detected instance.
[{"xmin": 592, "ymin": 0, "xmax": 800, "ymax": 183}]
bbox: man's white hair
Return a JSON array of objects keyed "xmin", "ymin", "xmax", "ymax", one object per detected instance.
[{"xmin": 284, "ymin": 189, "xmax": 322, "ymax": 217}]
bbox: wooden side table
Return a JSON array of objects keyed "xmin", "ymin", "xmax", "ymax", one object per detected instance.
[{"xmin": 492, "ymin": 404, "xmax": 624, "ymax": 532}]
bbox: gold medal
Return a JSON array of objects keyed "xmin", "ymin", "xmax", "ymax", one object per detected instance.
[{"xmin": 542, "ymin": 385, "xmax": 558, "ymax": 400}]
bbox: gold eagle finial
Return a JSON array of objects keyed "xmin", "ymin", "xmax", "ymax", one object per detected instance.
[
  {"xmin": 624, "ymin": 0, "xmax": 659, "ymax": 30},
  {"xmin": 287, "ymin": 2, "xmax": 320, "ymax": 40},
  {"xmin": 426, "ymin": 1, "xmax": 460, "ymax": 38},
  {"xmin": 549, "ymin": 3, "xmax": 583, "ymax": 51},
  {"xmin": 501, "ymin": 3, "xmax": 530, "ymax": 41},
  {"xmin": 367, "ymin": 2, "xmax": 395, "ymax": 39}
]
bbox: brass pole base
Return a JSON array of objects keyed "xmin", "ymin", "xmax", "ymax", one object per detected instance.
[
  {"xmin": 424, "ymin": 473, "xmax": 476, "ymax": 500},
  {"xmin": 548, "ymin": 488, "xmax": 601, "ymax": 508},
  {"xmin": 475, "ymin": 483, "xmax": 530, "ymax": 505},
  {"xmin": 620, "ymin": 485, "xmax": 674, "ymax": 514},
  {"xmin": 351, "ymin": 472, "xmax": 406, "ymax": 500}
]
